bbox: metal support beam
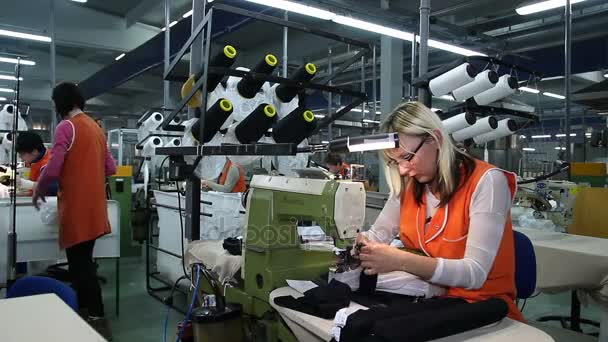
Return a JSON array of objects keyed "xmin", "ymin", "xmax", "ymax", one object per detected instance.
[
  {"xmin": 283, "ymin": 11, "xmax": 288, "ymax": 78},
  {"xmin": 379, "ymin": 0, "xmax": 403, "ymax": 194},
  {"xmin": 163, "ymin": 0, "xmax": 171, "ymax": 114},
  {"xmin": 418, "ymin": 0, "xmax": 431, "ymax": 107},
  {"xmin": 565, "ymin": 0, "xmax": 572, "ymax": 172},
  {"xmin": 126, "ymin": 0, "xmax": 161, "ymax": 28},
  {"xmin": 49, "ymin": 0, "xmax": 57, "ymax": 137},
  {"xmin": 328, "ymin": 46, "xmax": 333, "ymax": 140},
  {"xmin": 410, "ymin": 33, "xmax": 417, "ymax": 101}
]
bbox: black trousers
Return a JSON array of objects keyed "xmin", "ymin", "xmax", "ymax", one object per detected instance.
[{"xmin": 65, "ymin": 239, "xmax": 105, "ymax": 317}]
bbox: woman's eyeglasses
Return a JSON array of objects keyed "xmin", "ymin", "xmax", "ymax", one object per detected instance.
[{"xmin": 387, "ymin": 137, "xmax": 428, "ymax": 166}]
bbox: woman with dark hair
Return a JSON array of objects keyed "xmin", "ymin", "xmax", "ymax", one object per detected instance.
[{"xmin": 34, "ymin": 82, "xmax": 116, "ymax": 339}]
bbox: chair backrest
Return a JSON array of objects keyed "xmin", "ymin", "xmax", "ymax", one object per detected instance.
[
  {"xmin": 569, "ymin": 187, "xmax": 608, "ymax": 239},
  {"xmin": 6, "ymin": 276, "xmax": 78, "ymax": 311},
  {"xmin": 513, "ymin": 230, "xmax": 536, "ymax": 299}
]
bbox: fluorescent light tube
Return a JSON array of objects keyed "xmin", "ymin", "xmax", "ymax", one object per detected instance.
[
  {"xmin": 115, "ymin": 53, "xmax": 125, "ymax": 61},
  {"xmin": 520, "ymin": 135, "xmax": 527, "ymax": 138},
  {"xmin": 0, "ymin": 75, "xmax": 23, "ymax": 81},
  {"xmin": 321, "ymin": 141, "xmax": 329, "ymax": 144},
  {"xmin": 543, "ymin": 92, "xmax": 565, "ymax": 99},
  {"xmin": 520, "ymin": 86, "xmax": 540, "ymax": 94},
  {"xmin": 554, "ymin": 147, "xmax": 566, "ymax": 150},
  {"xmin": 183, "ymin": 10, "xmax": 193, "ymax": 18},
  {"xmin": 314, "ymin": 114, "xmax": 325, "ymax": 119},
  {"xmin": 516, "ymin": 0, "xmax": 586, "ymax": 15},
  {"xmin": 522, "ymin": 147, "xmax": 536, "ymax": 151},
  {"xmin": 531, "ymin": 134, "xmax": 551, "ymax": 138},
  {"xmin": 362, "ymin": 119, "xmax": 380, "ymax": 124},
  {"xmin": 70, "ymin": 0, "xmax": 87, "ymax": 3},
  {"xmin": 0, "ymin": 57, "xmax": 36, "ymax": 66},
  {"xmin": 426, "ymin": 38, "xmax": 486, "ymax": 57},
  {"xmin": 0, "ymin": 29, "xmax": 51, "ymax": 43},
  {"xmin": 333, "ymin": 15, "xmax": 413, "ymax": 40},
  {"xmin": 0, "ymin": 97, "xmax": 6, "ymax": 101},
  {"xmin": 0, "ymin": 88, "xmax": 15, "ymax": 93},
  {"xmin": 169, "ymin": 21, "xmax": 178, "ymax": 27},
  {"xmin": 555, "ymin": 133, "xmax": 576, "ymax": 137},
  {"xmin": 246, "ymin": 0, "xmax": 337, "ymax": 20}
]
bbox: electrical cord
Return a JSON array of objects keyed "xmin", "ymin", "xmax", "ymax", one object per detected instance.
[
  {"xmin": 176, "ymin": 264, "xmax": 202, "ymax": 342},
  {"xmin": 163, "ymin": 275, "xmax": 189, "ymax": 342},
  {"xmin": 518, "ymin": 163, "xmax": 570, "ymax": 185},
  {"xmin": 157, "ymin": 156, "xmax": 170, "ymax": 183},
  {"xmin": 176, "ymin": 182, "xmax": 189, "ymax": 279}
]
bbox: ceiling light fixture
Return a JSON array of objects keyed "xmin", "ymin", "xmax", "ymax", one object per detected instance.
[
  {"xmin": 516, "ymin": 0, "xmax": 586, "ymax": 15},
  {"xmin": 0, "ymin": 75, "xmax": 23, "ymax": 81},
  {"xmin": 543, "ymin": 92, "xmax": 566, "ymax": 99},
  {"xmin": 362, "ymin": 119, "xmax": 381, "ymax": 124},
  {"xmin": 520, "ymin": 86, "xmax": 540, "ymax": 94},
  {"xmin": 0, "ymin": 29, "xmax": 51, "ymax": 43},
  {"xmin": 183, "ymin": 10, "xmax": 193, "ymax": 18},
  {"xmin": 555, "ymin": 133, "xmax": 576, "ymax": 137},
  {"xmin": 522, "ymin": 147, "xmax": 536, "ymax": 151},
  {"xmin": 0, "ymin": 97, "xmax": 7, "ymax": 101},
  {"xmin": 169, "ymin": 21, "xmax": 178, "ymax": 27},
  {"xmin": 554, "ymin": 146, "xmax": 567, "ymax": 150},
  {"xmin": 246, "ymin": 0, "xmax": 337, "ymax": 20},
  {"xmin": 70, "ymin": 0, "xmax": 88, "ymax": 3},
  {"xmin": 0, "ymin": 88, "xmax": 15, "ymax": 93},
  {"xmin": 314, "ymin": 114, "xmax": 326, "ymax": 119},
  {"xmin": 531, "ymin": 134, "xmax": 551, "ymax": 139},
  {"xmin": 115, "ymin": 53, "xmax": 125, "ymax": 61},
  {"xmin": 604, "ymin": 73, "xmax": 608, "ymax": 78}
]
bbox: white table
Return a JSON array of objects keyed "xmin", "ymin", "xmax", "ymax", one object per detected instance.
[
  {"xmin": 269, "ymin": 287, "xmax": 554, "ymax": 342},
  {"xmin": 515, "ymin": 227, "xmax": 608, "ymax": 341},
  {"xmin": 0, "ymin": 293, "xmax": 107, "ymax": 342}
]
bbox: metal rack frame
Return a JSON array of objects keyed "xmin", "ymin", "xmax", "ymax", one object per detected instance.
[{"xmin": 156, "ymin": 2, "xmax": 371, "ymax": 242}]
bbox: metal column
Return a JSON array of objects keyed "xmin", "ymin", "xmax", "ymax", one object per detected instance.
[
  {"xmin": 418, "ymin": 0, "xmax": 431, "ymax": 107},
  {"xmin": 327, "ymin": 46, "xmax": 333, "ymax": 140},
  {"xmin": 372, "ymin": 44, "xmax": 377, "ymax": 118},
  {"xmin": 283, "ymin": 11, "xmax": 288, "ymax": 78},
  {"xmin": 564, "ymin": 0, "xmax": 572, "ymax": 172},
  {"xmin": 410, "ymin": 33, "xmax": 417, "ymax": 101},
  {"xmin": 49, "ymin": 0, "xmax": 57, "ymax": 137},
  {"xmin": 185, "ymin": 0, "xmax": 205, "ymax": 241},
  {"xmin": 379, "ymin": 0, "xmax": 404, "ymax": 194},
  {"xmin": 163, "ymin": 0, "xmax": 171, "ymax": 112}
]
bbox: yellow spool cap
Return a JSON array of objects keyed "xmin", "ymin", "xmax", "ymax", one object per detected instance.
[
  {"xmin": 305, "ymin": 63, "xmax": 317, "ymax": 75},
  {"xmin": 263, "ymin": 105, "xmax": 277, "ymax": 118},
  {"xmin": 219, "ymin": 99, "xmax": 233, "ymax": 112},
  {"xmin": 224, "ymin": 45, "xmax": 237, "ymax": 59},
  {"xmin": 303, "ymin": 110, "xmax": 315, "ymax": 123},
  {"xmin": 265, "ymin": 54, "xmax": 278, "ymax": 67},
  {"xmin": 181, "ymin": 74, "xmax": 202, "ymax": 108}
]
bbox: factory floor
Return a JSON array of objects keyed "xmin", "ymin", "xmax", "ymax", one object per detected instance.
[{"xmin": 94, "ymin": 257, "xmax": 601, "ymax": 342}]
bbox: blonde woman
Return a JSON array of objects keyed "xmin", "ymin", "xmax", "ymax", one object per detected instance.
[{"xmin": 357, "ymin": 101, "xmax": 523, "ymax": 321}]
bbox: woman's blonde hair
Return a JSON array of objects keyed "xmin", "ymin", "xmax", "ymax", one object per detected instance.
[{"xmin": 380, "ymin": 101, "xmax": 474, "ymax": 206}]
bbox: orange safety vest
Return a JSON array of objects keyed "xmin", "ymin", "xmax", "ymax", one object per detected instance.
[
  {"xmin": 338, "ymin": 162, "xmax": 350, "ymax": 179},
  {"xmin": 57, "ymin": 113, "xmax": 111, "ymax": 249},
  {"xmin": 218, "ymin": 160, "xmax": 246, "ymax": 193},
  {"xmin": 28, "ymin": 149, "xmax": 52, "ymax": 182},
  {"xmin": 399, "ymin": 159, "xmax": 524, "ymax": 322}
]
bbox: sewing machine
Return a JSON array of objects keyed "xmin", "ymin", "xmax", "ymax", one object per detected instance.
[
  {"xmin": 190, "ymin": 175, "xmax": 365, "ymax": 341},
  {"xmin": 514, "ymin": 180, "xmax": 583, "ymax": 227}
]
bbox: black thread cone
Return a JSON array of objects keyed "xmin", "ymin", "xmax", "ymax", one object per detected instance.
[
  {"xmin": 192, "ymin": 98, "xmax": 234, "ymax": 143},
  {"xmin": 235, "ymin": 103, "xmax": 277, "ymax": 143},
  {"xmin": 272, "ymin": 107, "xmax": 317, "ymax": 145},
  {"xmin": 206, "ymin": 45, "xmax": 238, "ymax": 92},
  {"xmin": 276, "ymin": 63, "xmax": 317, "ymax": 103},
  {"xmin": 237, "ymin": 54, "xmax": 278, "ymax": 99}
]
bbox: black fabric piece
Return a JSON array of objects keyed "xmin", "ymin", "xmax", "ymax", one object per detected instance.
[
  {"xmin": 350, "ymin": 290, "xmax": 417, "ymax": 309},
  {"xmin": 222, "ymin": 237, "xmax": 242, "ymax": 255},
  {"xmin": 274, "ymin": 279, "xmax": 351, "ymax": 319},
  {"xmin": 371, "ymin": 298, "xmax": 509, "ymax": 342},
  {"xmin": 357, "ymin": 272, "xmax": 377, "ymax": 296},
  {"xmin": 65, "ymin": 239, "xmax": 105, "ymax": 317},
  {"xmin": 340, "ymin": 297, "xmax": 466, "ymax": 342}
]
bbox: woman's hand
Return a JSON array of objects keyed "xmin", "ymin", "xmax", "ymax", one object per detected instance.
[{"xmin": 359, "ymin": 241, "xmax": 407, "ymax": 275}]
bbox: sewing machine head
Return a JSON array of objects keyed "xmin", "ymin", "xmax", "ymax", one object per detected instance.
[{"xmin": 241, "ymin": 175, "xmax": 365, "ymax": 301}]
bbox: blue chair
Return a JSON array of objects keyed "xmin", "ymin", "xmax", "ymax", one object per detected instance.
[
  {"xmin": 6, "ymin": 276, "xmax": 78, "ymax": 312},
  {"xmin": 513, "ymin": 230, "xmax": 537, "ymax": 300}
]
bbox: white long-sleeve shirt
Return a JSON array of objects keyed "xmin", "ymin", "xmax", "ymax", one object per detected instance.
[{"xmin": 363, "ymin": 169, "xmax": 511, "ymax": 290}]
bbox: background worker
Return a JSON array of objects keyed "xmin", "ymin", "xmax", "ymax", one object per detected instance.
[
  {"xmin": 34, "ymin": 82, "xmax": 116, "ymax": 339},
  {"xmin": 201, "ymin": 157, "xmax": 246, "ymax": 193},
  {"xmin": 355, "ymin": 102, "xmax": 523, "ymax": 322},
  {"xmin": 15, "ymin": 131, "xmax": 57, "ymax": 196},
  {"xmin": 325, "ymin": 153, "xmax": 350, "ymax": 179}
]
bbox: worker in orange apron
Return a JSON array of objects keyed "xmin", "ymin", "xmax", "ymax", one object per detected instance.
[
  {"xmin": 326, "ymin": 153, "xmax": 350, "ymax": 179},
  {"xmin": 15, "ymin": 131, "xmax": 57, "ymax": 195},
  {"xmin": 202, "ymin": 158, "xmax": 246, "ymax": 193},
  {"xmin": 356, "ymin": 101, "xmax": 523, "ymax": 322},
  {"xmin": 33, "ymin": 82, "xmax": 116, "ymax": 339}
]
